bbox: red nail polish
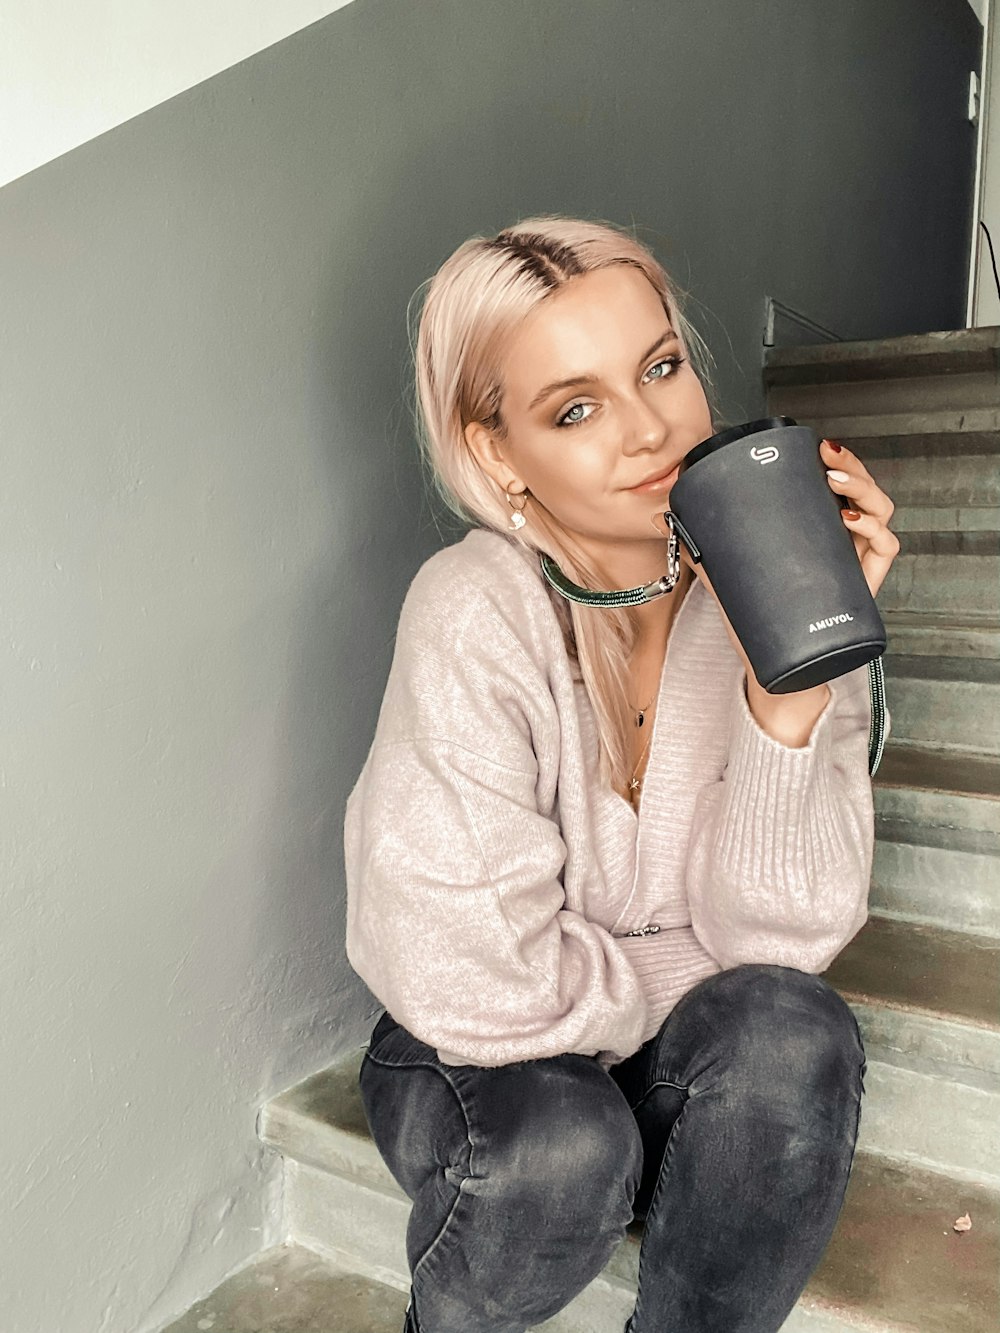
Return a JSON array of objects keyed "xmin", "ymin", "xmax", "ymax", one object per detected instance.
[
  {"xmin": 843, "ymin": 509, "xmax": 861, "ymax": 520},
  {"xmin": 828, "ymin": 439, "xmax": 843, "ymax": 452}
]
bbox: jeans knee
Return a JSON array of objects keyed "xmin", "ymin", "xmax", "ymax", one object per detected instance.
[
  {"xmin": 475, "ymin": 1061, "xmax": 643, "ymax": 1226},
  {"xmin": 690, "ymin": 964, "xmax": 865, "ymax": 1095}
]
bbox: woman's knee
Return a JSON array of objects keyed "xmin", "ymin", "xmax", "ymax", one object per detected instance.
[
  {"xmin": 469, "ymin": 1057, "xmax": 644, "ymax": 1225},
  {"xmin": 360, "ymin": 1054, "xmax": 473, "ymax": 1202},
  {"xmin": 361, "ymin": 1038, "xmax": 643, "ymax": 1228},
  {"xmin": 679, "ymin": 963, "xmax": 865, "ymax": 1091}
]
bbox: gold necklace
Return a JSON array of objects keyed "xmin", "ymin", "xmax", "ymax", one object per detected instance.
[
  {"xmin": 626, "ymin": 670, "xmax": 660, "ymax": 801},
  {"xmin": 625, "ymin": 563, "xmax": 691, "ymax": 800},
  {"xmin": 626, "ymin": 708, "xmax": 656, "ymax": 801},
  {"xmin": 628, "ymin": 692, "xmax": 656, "ymax": 729}
]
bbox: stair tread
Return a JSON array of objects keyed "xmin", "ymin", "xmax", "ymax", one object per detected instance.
[
  {"xmin": 823, "ymin": 914, "xmax": 1000, "ymax": 1031},
  {"xmin": 259, "ymin": 1053, "xmax": 1000, "ymax": 1332},
  {"xmin": 802, "ymin": 404, "xmax": 999, "ymax": 429},
  {"xmin": 890, "ymin": 501, "xmax": 1000, "ymax": 510},
  {"xmin": 154, "ymin": 1176, "xmax": 1000, "ymax": 1333},
  {"xmin": 891, "ymin": 512, "xmax": 1000, "ymax": 528},
  {"xmin": 881, "ymin": 610, "xmax": 1000, "ymax": 632},
  {"xmin": 763, "ymin": 327, "xmax": 1000, "ymax": 387},
  {"xmin": 159, "ymin": 1242, "xmax": 407, "ymax": 1333},
  {"xmin": 880, "ymin": 612, "xmax": 1000, "ymax": 665},
  {"xmin": 618, "ymin": 1153, "xmax": 1000, "ymax": 1332},
  {"xmin": 874, "ymin": 743, "xmax": 1000, "ymax": 799},
  {"xmin": 797, "ymin": 1153, "xmax": 999, "ymax": 1332},
  {"xmin": 879, "ymin": 657, "xmax": 1000, "ymax": 690}
]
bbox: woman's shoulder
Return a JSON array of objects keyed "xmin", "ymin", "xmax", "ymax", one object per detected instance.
[
  {"xmin": 409, "ymin": 526, "xmax": 540, "ymax": 591},
  {"xmin": 379, "ymin": 530, "xmax": 564, "ymax": 741},
  {"xmin": 401, "ymin": 528, "xmax": 552, "ymax": 639}
]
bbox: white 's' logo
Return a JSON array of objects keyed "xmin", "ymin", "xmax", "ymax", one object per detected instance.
[{"xmin": 750, "ymin": 444, "xmax": 779, "ymax": 464}]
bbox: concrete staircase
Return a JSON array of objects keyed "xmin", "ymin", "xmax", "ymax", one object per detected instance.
[{"xmin": 161, "ymin": 328, "xmax": 1000, "ymax": 1332}]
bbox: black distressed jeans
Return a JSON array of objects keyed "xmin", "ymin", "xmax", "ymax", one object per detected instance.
[{"xmin": 358, "ymin": 963, "xmax": 866, "ymax": 1333}]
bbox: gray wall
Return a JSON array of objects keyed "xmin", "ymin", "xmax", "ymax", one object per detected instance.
[{"xmin": 0, "ymin": 2, "xmax": 980, "ymax": 1329}]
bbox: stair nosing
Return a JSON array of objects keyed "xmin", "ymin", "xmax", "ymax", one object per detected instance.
[
  {"xmin": 768, "ymin": 407, "xmax": 1000, "ymax": 442},
  {"xmin": 762, "ymin": 327, "xmax": 1000, "ymax": 386},
  {"xmin": 881, "ymin": 610, "xmax": 1000, "ymax": 631},
  {"xmin": 873, "ymin": 742, "xmax": 1000, "ymax": 800},
  {"xmin": 842, "ymin": 989, "xmax": 1000, "ymax": 1037}
]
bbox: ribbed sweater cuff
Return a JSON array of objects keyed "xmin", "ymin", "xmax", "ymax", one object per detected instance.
[{"xmin": 713, "ymin": 672, "xmax": 849, "ymax": 887}]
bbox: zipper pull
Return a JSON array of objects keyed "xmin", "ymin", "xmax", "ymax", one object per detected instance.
[{"xmin": 616, "ymin": 923, "xmax": 661, "ymax": 938}]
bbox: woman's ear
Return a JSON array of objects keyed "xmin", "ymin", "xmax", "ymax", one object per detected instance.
[{"xmin": 464, "ymin": 420, "xmax": 518, "ymax": 492}]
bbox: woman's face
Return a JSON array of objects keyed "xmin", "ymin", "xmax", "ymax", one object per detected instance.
[{"xmin": 464, "ymin": 264, "xmax": 714, "ymax": 567}]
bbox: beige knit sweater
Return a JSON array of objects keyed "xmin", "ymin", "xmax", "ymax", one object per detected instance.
[{"xmin": 344, "ymin": 527, "xmax": 885, "ymax": 1070}]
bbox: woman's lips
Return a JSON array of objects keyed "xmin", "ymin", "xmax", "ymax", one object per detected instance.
[{"xmin": 626, "ymin": 462, "xmax": 680, "ymax": 493}]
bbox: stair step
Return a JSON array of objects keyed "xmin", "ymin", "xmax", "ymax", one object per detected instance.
[
  {"xmin": 158, "ymin": 1241, "xmax": 408, "ymax": 1333},
  {"xmin": 882, "ymin": 611, "xmax": 1000, "ymax": 661},
  {"xmin": 889, "ymin": 505, "xmax": 999, "ymax": 533},
  {"xmin": 878, "ymin": 673, "xmax": 1000, "ymax": 755},
  {"xmin": 821, "ymin": 914, "xmax": 1000, "ymax": 1181},
  {"xmin": 826, "ymin": 914, "xmax": 1000, "ymax": 1035},
  {"xmin": 763, "ymin": 326, "xmax": 1000, "ymax": 423},
  {"xmin": 874, "ymin": 743, "xmax": 1000, "ymax": 800},
  {"xmin": 866, "ymin": 453, "xmax": 1000, "ymax": 510},
  {"xmin": 831, "ymin": 439, "xmax": 1000, "ymax": 615},
  {"xmin": 870, "ymin": 744, "xmax": 1000, "ymax": 934},
  {"xmin": 258, "ymin": 1052, "xmax": 1000, "ymax": 1331},
  {"xmin": 875, "ymin": 527, "xmax": 1000, "ymax": 619},
  {"xmin": 878, "ymin": 612, "xmax": 1000, "ymax": 753},
  {"xmin": 801, "ymin": 407, "xmax": 1000, "ymax": 451},
  {"xmin": 774, "ymin": 397, "xmax": 1000, "ymax": 438},
  {"xmin": 822, "ymin": 916, "xmax": 1000, "ymax": 1179},
  {"xmin": 763, "ymin": 327, "xmax": 1000, "ymax": 386},
  {"xmin": 801, "ymin": 1154, "xmax": 998, "ymax": 1332}
]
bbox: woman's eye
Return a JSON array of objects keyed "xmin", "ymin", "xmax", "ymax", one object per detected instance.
[
  {"xmin": 554, "ymin": 356, "xmax": 687, "ymax": 428},
  {"xmin": 556, "ymin": 402, "xmax": 595, "ymax": 428},
  {"xmin": 645, "ymin": 355, "xmax": 687, "ymax": 382}
]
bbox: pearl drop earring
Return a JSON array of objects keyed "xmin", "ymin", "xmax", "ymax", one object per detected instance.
[{"xmin": 505, "ymin": 485, "xmax": 528, "ymax": 530}]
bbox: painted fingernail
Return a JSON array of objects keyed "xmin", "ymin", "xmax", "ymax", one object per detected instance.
[
  {"xmin": 843, "ymin": 509, "xmax": 862, "ymax": 520},
  {"xmin": 827, "ymin": 469, "xmax": 850, "ymax": 483},
  {"xmin": 823, "ymin": 439, "xmax": 843, "ymax": 452}
]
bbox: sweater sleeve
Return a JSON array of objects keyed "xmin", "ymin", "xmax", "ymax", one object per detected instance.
[
  {"xmin": 344, "ymin": 566, "xmax": 650, "ymax": 1068},
  {"xmin": 685, "ymin": 662, "xmax": 887, "ymax": 972}
]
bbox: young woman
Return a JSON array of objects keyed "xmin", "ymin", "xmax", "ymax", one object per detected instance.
[{"xmin": 344, "ymin": 215, "xmax": 899, "ymax": 1333}]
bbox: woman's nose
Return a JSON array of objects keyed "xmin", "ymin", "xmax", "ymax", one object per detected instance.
[{"xmin": 619, "ymin": 394, "xmax": 667, "ymax": 453}]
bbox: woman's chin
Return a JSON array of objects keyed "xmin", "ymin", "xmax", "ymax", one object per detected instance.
[{"xmin": 647, "ymin": 509, "xmax": 675, "ymax": 539}]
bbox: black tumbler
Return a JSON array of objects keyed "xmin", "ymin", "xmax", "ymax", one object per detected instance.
[{"xmin": 666, "ymin": 416, "xmax": 887, "ymax": 694}]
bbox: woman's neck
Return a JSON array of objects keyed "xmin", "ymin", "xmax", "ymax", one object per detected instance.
[
  {"xmin": 630, "ymin": 560, "xmax": 693, "ymax": 650},
  {"xmin": 585, "ymin": 532, "xmax": 676, "ymax": 589}
]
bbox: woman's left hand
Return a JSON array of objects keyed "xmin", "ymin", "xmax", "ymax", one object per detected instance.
[{"xmin": 820, "ymin": 438, "xmax": 900, "ymax": 599}]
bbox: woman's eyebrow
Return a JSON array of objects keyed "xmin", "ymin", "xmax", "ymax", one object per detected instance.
[{"xmin": 527, "ymin": 328, "xmax": 678, "ymax": 411}]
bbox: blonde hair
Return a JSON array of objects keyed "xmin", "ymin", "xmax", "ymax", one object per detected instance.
[{"xmin": 407, "ymin": 213, "xmax": 724, "ymax": 795}]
